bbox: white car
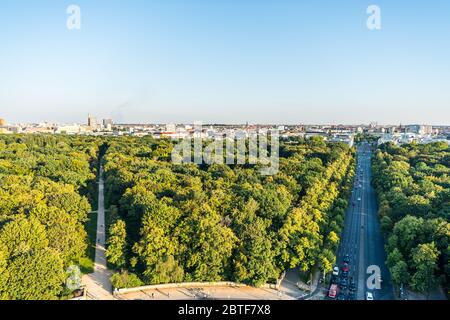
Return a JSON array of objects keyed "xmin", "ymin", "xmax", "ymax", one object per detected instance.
[
  {"xmin": 366, "ymin": 292, "xmax": 374, "ymax": 300},
  {"xmin": 332, "ymin": 266, "xmax": 339, "ymax": 276}
]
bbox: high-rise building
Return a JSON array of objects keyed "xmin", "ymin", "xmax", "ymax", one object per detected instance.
[
  {"xmin": 88, "ymin": 114, "xmax": 97, "ymax": 127},
  {"xmin": 0, "ymin": 118, "xmax": 6, "ymax": 126},
  {"xmin": 103, "ymin": 119, "xmax": 113, "ymax": 127}
]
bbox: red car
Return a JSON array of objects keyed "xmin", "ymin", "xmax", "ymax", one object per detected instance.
[
  {"xmin": 328, "ymin": 284, "xmax": 338, "ymax": 299},
  {"xmin": 342, "ymin": 263, "xmax": 349, "ymax": 272}
]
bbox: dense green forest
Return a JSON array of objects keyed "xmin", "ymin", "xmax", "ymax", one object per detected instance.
[
  {"xmin": 102, "ymin": 136, "xmax": 355, "ymax": 288},
  {"xmin": 372, "ymin": 142, "xmax": 450, "ymax": 295},
  {"xmin": 0, "ymin": 135, "xmax": 100, "ymax": 299},
  {"xmin": 0, "ymin": 134, "xmax": 355, "ymax": 298}
]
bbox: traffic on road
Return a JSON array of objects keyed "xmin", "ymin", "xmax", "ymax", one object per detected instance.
[{"xmin": 328, "ymin": 142, "xmax": 394, "ymax": 300}]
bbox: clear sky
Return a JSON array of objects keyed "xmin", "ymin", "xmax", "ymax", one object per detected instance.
[{"xmin": 0, "ymin": 0, "xmax": 449, "ymax": 125}]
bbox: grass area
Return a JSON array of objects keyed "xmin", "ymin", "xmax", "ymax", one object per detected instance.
[
  {"xmin": 79, "ymin": 256, "xmax": 94, "ymax": 275},
  {"xmin": 80, "ymin": 210, "xmax": 98, "ymax": 274}
]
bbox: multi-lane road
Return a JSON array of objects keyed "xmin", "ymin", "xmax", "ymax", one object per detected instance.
[{"xmin": 336, "ymin": 142, "xmax": 394, "ymax": 300}]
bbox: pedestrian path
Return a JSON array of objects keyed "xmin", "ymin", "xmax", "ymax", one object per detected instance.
[{"xmin": 82, "ymin": 166, "xmax": 114, "ymax": 300}]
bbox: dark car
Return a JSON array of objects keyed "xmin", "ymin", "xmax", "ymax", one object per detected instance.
[
  {"xmin": 349, "ymin": 280, "xmax": 356, "ymax": 291},
  {"xmin": 343, "ymin": 255, "xmax": 350, "ymax": 264},
  {"xmin": 341, "ymin": 270, "xmax": 349, "ymax": 279},
  {"xmin": 337, "ymin": 293, "xmax": 346, "ymax": 300},
  {"xmin": 339, "ymin": 278, "xmax": 348, "ymax": 289},
  {"xmin": 348, "ymin": 291, "xmax": 355, "ymax": 300},
  {"xmin": 331, "ymin": 275, "xmax": 339, "ymax": 284}
]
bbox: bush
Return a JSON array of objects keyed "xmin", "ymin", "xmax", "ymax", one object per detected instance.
[{"xmin": 111, "ymin": 271, "xmax": 143, "ymax": 289}]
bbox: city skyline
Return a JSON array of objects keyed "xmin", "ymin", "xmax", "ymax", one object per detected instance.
[
  {"xmin": 2, "ymin": 114, "xmax": 450, "ymax": 127},
  {"xmin": 1, "ymin": 1, "xmax": 450, "ymax": 125}
]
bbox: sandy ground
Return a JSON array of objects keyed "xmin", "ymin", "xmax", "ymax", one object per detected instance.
[{"xmin": 116, "ymin": 286, "xmax": 299, "ymax": 301}]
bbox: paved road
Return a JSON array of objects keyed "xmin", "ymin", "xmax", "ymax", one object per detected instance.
[
  {"xmin": 82, "ymin": 166, "xmax": 114, "ymax": 300},
  {"xmin": 336, "ymin": 143, "xmax": 394, "ymax": 300}
]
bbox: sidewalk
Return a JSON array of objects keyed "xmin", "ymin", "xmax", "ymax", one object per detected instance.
[
  {"xmin": 82, "ymin": 166, "xmax": 114, "ymax": 300},
  {"xmin": 280, "ymin": 268, "xmax": 323, "ymax": 300}
]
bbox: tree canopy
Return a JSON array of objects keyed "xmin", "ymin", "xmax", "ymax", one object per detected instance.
[
  {"xmin": 373, "ymin": 142, "xmax": 450, "ymax": 294},
  {"xmin": 0, "ymin": 134, "xmax": 100, "ymax": 300},
  {"xmin": 102, "ymin": 136, "xmax": 355, "ymax": 287}
]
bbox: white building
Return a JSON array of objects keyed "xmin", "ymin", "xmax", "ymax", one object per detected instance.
[{"xmin": 55, "ymin": 125, "xmax": 81, "ymax": 134}]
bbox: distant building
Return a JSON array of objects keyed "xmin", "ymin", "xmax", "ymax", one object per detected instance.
[
  {"xmin": 330, "ymin": 133, "xmax": 355, "ymax": 147},
  {"xmin": 23, "ymin": 126, "xmax": 54, "ymax": 134},
  {"xmin": 405, "ymin": 124, "xmax": 433, "ymax": 135},
  {"xmin": 166, "ymin": 123, "xmax": 176, "ymax": 132},
  {"xmin": 378, "ymin": 132, "xmax": 449, "ymax": 146},
  {"xmin": 385, "ymin": 126, "xmax": 397, "ymax": 134},
  {"xmin": 0, "ymin": 118, "xmax": 6, "ymax": 126},
  {"xmin": 88, "ymin": 114, "xmax": 97, "ymax": 127},
  {"xmin": 102, "ymin": 119, "xmax": 113, "ymax": 131},
  {"xmin": 55, "ymin": 125, "xmax": 81, "ymax": 135}
]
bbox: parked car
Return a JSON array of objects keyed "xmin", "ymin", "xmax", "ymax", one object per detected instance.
[{"xmin": 366, "ymin": 292, "xmax": 374, "ymax": 300}]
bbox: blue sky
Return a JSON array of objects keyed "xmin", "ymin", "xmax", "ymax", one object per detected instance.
[{"xmin": 0, "ymin": 0, "xmax": 449, "ymax": 125}]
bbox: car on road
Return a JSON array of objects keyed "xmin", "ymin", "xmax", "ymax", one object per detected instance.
[
  {"xmin": 328, "ymin": 284, "xmax": 338, "ymax": 299},
  {"xmin": 339, "ymin": 278, "xmax": 348, "ymax": 290},
  {"xmin": 337, "ymin": 293, "xmax": 346, "ymax": 300},
  {"xmin": 349, "ymin": 278, "xmax": 356, "ymax": 291},
  {"xmin": 331, "ymin": 275, "xmax": 338, "ymax": 284},
  {"xmin": 343, "ymin": 254, "xmax": 350, "ymax": 264},
  {"xmin": 332, "ymin": 266, "xmax": 339, "ymax": 276},
  {"xmin": 341, "ymin": 263, "xmax": 349, "ymax": 272},
  {"xmin": 348, "ymin": 291, "xmax": 355, "ymax": 300},
  {"xmin": 366, "ymin": 292, "xmax": 374, "ymax": 300},
  {"xmin": 357, "ymin": 197, "xmax": 361, "ymax": 201}
]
